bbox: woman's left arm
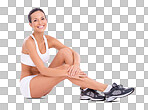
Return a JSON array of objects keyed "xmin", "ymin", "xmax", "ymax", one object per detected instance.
[
  {"xmin": 67, "ymin": 49, "xmax": 82, "ymax": 77},
  {"xmin": 48, "ymin": 35, "xmax": 82, "ymax": 76},
  {"xmin": 69, "ymin": 48, "xmax": 80, "ymax": 66},
  {"xmin": 48, "ymin": 35, "xmax": 80, "ymax": 65}
]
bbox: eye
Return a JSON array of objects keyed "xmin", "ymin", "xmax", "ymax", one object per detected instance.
[
  {"xmin": 42, "ymin": 18, "xmax": 45, "ymax": 20},
  {"xmin": 34, "ymin": 20, "xmax": 37, "ymax": 22}
]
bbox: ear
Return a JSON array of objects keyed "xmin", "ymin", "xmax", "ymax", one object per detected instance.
[{"xmin": 29, "ymin": 22, "xmax": 32, "ymax": 27}]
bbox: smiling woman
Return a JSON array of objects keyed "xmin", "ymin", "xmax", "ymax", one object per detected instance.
[
  {"xmin": 28, "ymin": 8, "xmax": 47, "ymax": 33},
  {"xmin": 19, "ymin": 8, "xmax": 134, "ymax": 102}
]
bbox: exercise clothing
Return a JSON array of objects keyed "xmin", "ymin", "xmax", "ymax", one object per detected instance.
[
  {"xmin": 20, "ymin": 34, "xmax": 50, "ymax": 98},
  {"xmin": 20, "ymin": 75, "xmax": 38, "ymax": 98},
  {"xmin": 21, "ymin": 34, "xmax": 50, "ymax": 67}
]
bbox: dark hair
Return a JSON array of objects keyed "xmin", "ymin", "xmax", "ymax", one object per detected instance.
[{"xmin": 28, "ymin": 8, "xmax": 46, "ymax": 23}]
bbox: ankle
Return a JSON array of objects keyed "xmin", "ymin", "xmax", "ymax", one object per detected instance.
[
  {"xmin": 80, "ymin": 87, "xmax": 87, "ymax": 89},
  {"xmin": 103, "ymin": 85, "xmax": 112, "ymax": 92},
  {"xmin": 80, "ymin": 87, "xmax": 88, "ymax": 91}
]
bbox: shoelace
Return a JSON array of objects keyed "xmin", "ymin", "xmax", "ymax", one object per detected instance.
[
  {"xmin": 113, "ymin": 83, "xmax": 126, "ymax": 91},
  {"xmin": 117, "ymin": 84, "xmax": 123, "ymax": 88}
]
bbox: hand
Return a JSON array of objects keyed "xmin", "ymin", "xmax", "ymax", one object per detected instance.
[
  {"xmin": 67, "ymin": 64, "xmax": 81, "ymax": 77},
  {"xmin": 77, "ymin": 71, "xmax": 88, "ymax": 78},
  {"xmin": 67, "ymin": 71, "xmax": 88, "ymax": 79}
]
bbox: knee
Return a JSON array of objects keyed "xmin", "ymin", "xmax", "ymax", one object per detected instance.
[
  {"xmin": 63, "ymin": 64, "xmax": 71, "ymax": 69},
  {"xmin": 59, "ymin": 48, "xmax": 72, "ymax": 56}
]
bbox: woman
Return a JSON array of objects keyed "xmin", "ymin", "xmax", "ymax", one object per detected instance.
[{"xmin": 19, "ymin": 8, "xmax": 134, "ymax": 102}]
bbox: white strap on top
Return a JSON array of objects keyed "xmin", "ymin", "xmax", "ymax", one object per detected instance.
[{"xmin": 30, "ymin": 34, "xmax": 48, "ymax": 54}]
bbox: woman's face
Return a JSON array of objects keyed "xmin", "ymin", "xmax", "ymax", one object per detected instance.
[{"xmin": 29, "ymin": 11, "xmax": 47, "ymax": 33}]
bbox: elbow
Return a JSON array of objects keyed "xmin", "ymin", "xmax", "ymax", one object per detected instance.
[{"xmin": 39, "ymin": 67, "xmax": 48, "ymax": 76}]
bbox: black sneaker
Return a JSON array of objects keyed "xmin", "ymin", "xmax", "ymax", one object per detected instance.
[
  {"xmin": 80, "ymin": 88, "xmax": 105, "ymax": 101},
  {"xmin": 104, "ymin": 83, "xmax": 135, "ymax": 102}
]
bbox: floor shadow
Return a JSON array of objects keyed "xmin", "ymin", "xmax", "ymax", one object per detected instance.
[
  {"xmin": 26, "ymin": 97, "xmax": 46, "ymax": 99},
  {"xmin": 104, "ymin": 100, "xmax": 119, "ymax": 103},
  {"xmin": 89, "ymin": 100, "xmax": 119, "ymax": 103}
]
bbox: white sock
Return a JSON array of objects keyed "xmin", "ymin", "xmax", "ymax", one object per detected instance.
[
  {"xmin": 82, "ymin": 88, "xmax": 88, "ymax": 91},
  {"xmin": 103, "ymin": 85, "xmax": 112, "ymax": 93}
]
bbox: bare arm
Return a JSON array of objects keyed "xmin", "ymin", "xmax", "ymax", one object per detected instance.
[
  {"xmin": 50, "ymin": 36, "xmax": 80, "ymax": 66},
  {"xmin": 46, "ymin": 35, "xmax": 87, "ymax": 78},
  {"xmin": 42, "ymin": 67, "xmax": 68, "ymax": 77},
  {"xmin": 25, "ymin": 37, "xmax": 68, "ymax": 77},
  {"xmin": 69, "ymin": 48, "xmax": 80, "ymax": 66}
]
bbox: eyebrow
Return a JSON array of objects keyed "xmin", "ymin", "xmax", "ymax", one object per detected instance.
[{"xmin": 33, "ymin": 16, "xmax": 45, "ymax": 19}]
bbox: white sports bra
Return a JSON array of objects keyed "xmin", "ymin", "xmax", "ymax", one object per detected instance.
[{"xmin": 21, "ymin": 34, "xmax": 50, "ymax": 67}]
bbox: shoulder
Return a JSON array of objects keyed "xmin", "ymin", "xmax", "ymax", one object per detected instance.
[
  {"xmin": 24, "ymin": 36, "xmax": 34, "ymax": 45},
  {"xmin": 45, "ymin": 35, "xmax": 67, "ymax": 50},
  {"xmin": 44, "ymin": 35, "xmax": 59, "ymax": 48},
  {"xmin": 22, "ymin": 35, "xmax": 35, "ymax": 53},
  {"xmin": 45, "ymin": 35, "xmax": 57, "ymax": 42}
]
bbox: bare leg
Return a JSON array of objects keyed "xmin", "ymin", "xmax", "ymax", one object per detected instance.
[
  {"xmin": 48, "ymin": 48, "xmax": 108, "ymax": 92},
  {"xmin": 48, "ymin": 48, "xmax": 87, "ymax": 90},
  {"xmin": 30, "ymin": 74, "xmax": 67, "ymax": 98},
  {"xmin": 30, "ymin": 48, "xmax": 74, "ymax": 98},
  {"xmin": 67, "ymin": 76, "xmax": 108, "ymax": 92},
  {"xmin": 30, "ymin": 48, "xmax": 107, "ymax": 98}
]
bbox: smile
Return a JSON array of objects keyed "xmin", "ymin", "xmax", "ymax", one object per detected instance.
[{"xmin": 37, "ymin": 25, "xmax": 44, "ymax": 29}]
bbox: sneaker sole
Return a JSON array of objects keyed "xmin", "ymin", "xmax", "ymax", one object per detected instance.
[
  {"xmin": 80, "ymin": 96, "xmax": 90, "ymax": 100},
  {"xmin": 80, "ymin": 96, "xmax": 105, "ymax": 101},
  {"xmin": 106, "ymin": 88, "xmax": 135, "ymax": 102},
  {"xmin": 105, "ymin": 97, "xmax": 117, "ymax": 102}
]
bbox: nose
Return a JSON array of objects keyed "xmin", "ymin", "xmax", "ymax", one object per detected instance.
[{"xmin": 38, "ymin": 20, "xmax": 42, "ymax": 25}]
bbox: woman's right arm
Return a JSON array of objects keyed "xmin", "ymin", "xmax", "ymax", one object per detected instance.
[
  {"xmin": 43, "ymin": 67, "xmax": 69, "ymax": 77},
  {"xmin": 25, "ymin": 38, "xmax": 69, "ymax": 77},
  {"xmin": 25, "ymin": 37, "xmax": 87, "ymax": 79}
]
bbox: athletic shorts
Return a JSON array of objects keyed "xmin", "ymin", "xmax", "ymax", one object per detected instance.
[{"xmin": 19, "ymin": 75, "xmax": 38, "ymax": 98}]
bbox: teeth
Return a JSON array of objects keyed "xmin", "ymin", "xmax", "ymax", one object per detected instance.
[{"xmin": 38, "ymin": 26, "xmax": 44, "ymax": 29}]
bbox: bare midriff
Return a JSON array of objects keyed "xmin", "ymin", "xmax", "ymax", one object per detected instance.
[
  {"xmin": 20, "ymin": 63, "xmax": 41, "ymax": 82},
  {"xmin": 20, "ymin": 35, "xmax": 53, "ymax": 82}
]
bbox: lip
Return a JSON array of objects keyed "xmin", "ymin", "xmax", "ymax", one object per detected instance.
[{"xmin": 37, "ymin": 25, "xmax": 45, "ymax": 29}]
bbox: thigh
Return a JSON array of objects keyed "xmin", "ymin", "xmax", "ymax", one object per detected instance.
[
  {"xmin": 49, "ymin": 48, "xmax": 73, "ymax": 68},
  {"xmin": 48, "ymin": 49, "xmax": 65, "ymax": 68},
  {"xmin": 30, "ymin": 74, "xmax": 66, "ymax": 98}
]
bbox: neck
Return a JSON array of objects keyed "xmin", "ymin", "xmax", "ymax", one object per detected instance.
[{"xmin": 32, "ymin": 31, "xmax": 44, "ymax": 43}]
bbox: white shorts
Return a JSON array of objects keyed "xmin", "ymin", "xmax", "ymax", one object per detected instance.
[{"xmin": 19, "ymin": 75, "xmax": 38, "ymax": 98}]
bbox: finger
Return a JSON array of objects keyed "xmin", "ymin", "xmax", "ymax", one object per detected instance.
[
  {"xmin": 82, "ymin": 72, "xmax": 86, "ymax": 75},
  {"xmin": 68, "ymin": 74, "xmax": 77, "ymax": 78},
  {"xmin": 68, "ymin": 71, "xmax": 70, "ymax": 76},
  {"xmin": 73, "ymin": 66, "xmax": 79, "ymax": 75},
  {"xmin": 75, "ymin": 68, "xmax": 80, "ymax": 76},
  {"xmin": 70, "ymin": 68, "xmax": 74, "ymax": 76},
  {"xmin": 79, "ymin": 72, "xmax": 87, "ymax": 76},
  {"xmin": 72, "ymin": 68, "xmax": 77, "ymax": 76},
  {"xmin": 78, "ymin": 70, "xmax": 82, "ymax": 74},
  {"xmin": 70, "ymin": 69, "xmax": 75, "ymax": 76},
  {"xmin": 75, "ymin": 69, "xmax": 79, "ymax": 75},
  {"xmin": 67, "ymin": 66, "xmax": 70, "ymax": 72},
  {"xmin": 71, "ymin": 75, "xmax": 85, "ymax": 80},
  {"xmin": 78, "ymin": 71, "xmax": 84, "ymax": 75},
  {"xmin": 69, "ymin": 66, "xmax": 74, "ymax": 75},
  {"xmin": 68, "ymin": 66, "xmax": 73, "ymax": 72},
  {"xmin": 77, "ymin": 68, "xmax": 81, "ymax": 75},
  {"xmin": 78, "ymin": 74, "xmax": 87, "ymax": 78},
  {"xmin": 77, "ymin": 68, "xmax": 81, "ymax": 72},
  {"xmin": 71, "ymin": 67, "xmax": 76, "ymax": 76},
  {"xmin": 68, "ymin": 68, "xmax": 72, "ymax": 76},
  {"xmin": 68, "ymin": 73, "xmax": 74, "ymax": 78}
]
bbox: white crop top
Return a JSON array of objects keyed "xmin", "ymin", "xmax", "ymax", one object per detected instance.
[{"xmin": 21, "ymin": 34, "xmax": 50, "ymax": 67}]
